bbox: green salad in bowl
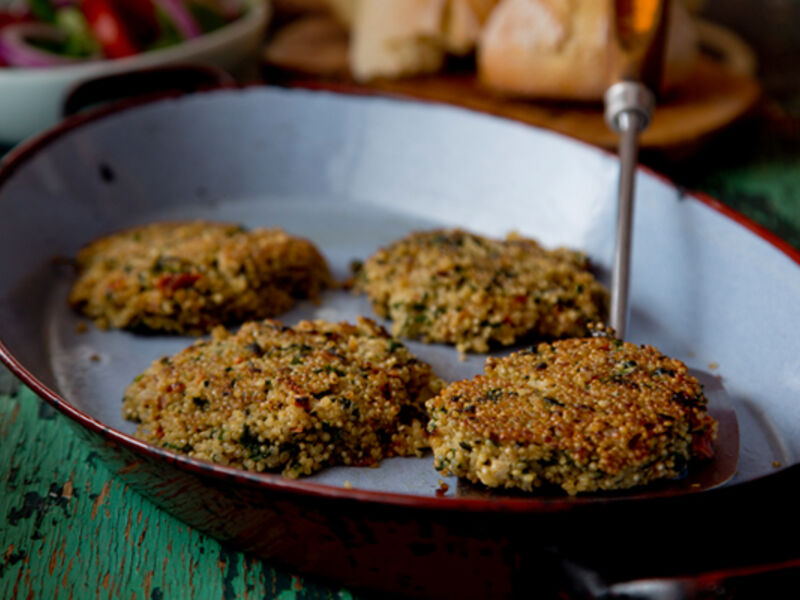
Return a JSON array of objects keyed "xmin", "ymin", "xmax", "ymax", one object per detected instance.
[
  {"xmin": 0, "ymin": 0, "xmax": 251, "ymax": 66},
  {"xmin": 0, "ymin": 0, "xmax": 269, "ymax": 144}
]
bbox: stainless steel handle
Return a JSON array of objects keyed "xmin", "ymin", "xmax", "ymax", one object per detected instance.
[{"xmin": 604, "ymin": 81, "xmax": 655, "ymax": 338}]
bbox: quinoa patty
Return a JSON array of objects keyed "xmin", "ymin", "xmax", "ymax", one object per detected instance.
[
  {"xmin": 69, "ymin": 221, "xmax": 332, "ymax": 334},
  {"xmin": 355, "ymin": 229, "xmax": 608, "ymax": 353},
  {"xmin": 122, "ymin": 317, "xmax": 443, "ymax": 478},
  {"xmin": 426, "ymin": 327, "xmax": 718, "ymax": 495}
]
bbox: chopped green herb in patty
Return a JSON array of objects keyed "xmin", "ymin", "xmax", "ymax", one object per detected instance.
[
  {"xmin": 70, "ymin": 221, "xmax": 332, "ymax": 334},
  {"xmin": 123, "ymin": 317, "xmax": 442, "ymax": 478},
  {"xmin": 355, "ymin": 229, "xmax": 608, "ymax": 353},
  {"xmin": 426, "ymin": 325, "xmax": 717, "ymax": 495}
]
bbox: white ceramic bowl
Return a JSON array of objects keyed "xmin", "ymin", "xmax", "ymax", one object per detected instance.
[{"xmin": 0, "ymin": 0, "xmax": 270, "ymax": 145}]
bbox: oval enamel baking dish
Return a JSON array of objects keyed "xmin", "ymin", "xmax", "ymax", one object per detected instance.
[{"xmin": 1, "ymin": 86, "xmax": 799, "ymax": 597}]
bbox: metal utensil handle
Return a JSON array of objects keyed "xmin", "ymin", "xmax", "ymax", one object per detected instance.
[{"xmin": 604, "ymin": 81, "xmax": 655, "ymax": 339}]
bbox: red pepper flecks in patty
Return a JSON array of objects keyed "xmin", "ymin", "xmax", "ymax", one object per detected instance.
[
  {"xmin": 122, "ymin": 317, "xmax": 443, "ymax": 478},
  {"xmin": 155, "ymin": 272, "xmax": 201, "ymax": 293},
  {"xmin": 69, "ymin": 221, "xmax": 333, "ymax": 334}
]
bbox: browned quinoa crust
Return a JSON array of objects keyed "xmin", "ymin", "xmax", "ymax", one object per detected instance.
[
  {"xmin": 122, "ymin": 317, "xmax": 443, "ymax": 478},
  {"xmin": 355, "ymin": 229, "xmax": 608, "ymax": 353},
  {"xmin": 426, "ymin": 327, "xmax": 718, "ymax": 495},
  {"xmin": 69, "ymin": 221, "xmax": 333, "ymax": 334}
]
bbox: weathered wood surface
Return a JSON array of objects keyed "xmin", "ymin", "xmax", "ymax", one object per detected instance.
[{"xmin": 0, "ymin": 372, "xmax": 356, "ymax": 600}]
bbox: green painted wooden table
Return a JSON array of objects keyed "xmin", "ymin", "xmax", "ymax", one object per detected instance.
[
  {"xmin": 1, "ymin": 378, "xmax": 358, "ymax": 600},
  {"xmin": 4, "ymin": 8, "xmax": 800, "ymax": 597}
]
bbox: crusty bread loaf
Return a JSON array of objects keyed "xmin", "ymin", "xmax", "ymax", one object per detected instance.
[
  {"xmin": 350, "ymin": 0, "xmax": 447, "ymax": 81},
  {"xmin": 478, "ymin": 0, "xmax": 698, "ymax": 101},
  {"xmin": 346, "ymin": 0, "xmax": 499, "ymax": 81}
]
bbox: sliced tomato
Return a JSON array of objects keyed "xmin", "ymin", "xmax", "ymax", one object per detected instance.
[{"xmin": 80, "ymin": 0, "xmax": 139, "ymax": 58}]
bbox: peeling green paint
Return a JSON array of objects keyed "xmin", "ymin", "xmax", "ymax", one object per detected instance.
[{"xmin": 1, "ymin": 387, "xmax": 360, "ymax": 599}]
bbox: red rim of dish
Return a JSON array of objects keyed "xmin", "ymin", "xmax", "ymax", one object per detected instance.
[{"xmin": 1, "ymin": 83, "xmax": 798, "ymax": 513}]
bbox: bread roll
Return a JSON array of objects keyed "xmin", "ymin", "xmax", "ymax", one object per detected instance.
[
  {"xmin": 348, "ymin": 0, "xmax": 499, "ymax": 81},
  {"xmin": 478, "ymin": 0, "xmax": 698, "ymax": 101},
  {"xmin": 350, "ymin": 0, "xmax": 447, "ymax": 81}
]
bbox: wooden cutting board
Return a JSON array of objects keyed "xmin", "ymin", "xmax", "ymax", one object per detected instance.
[{"xmin": 262, "ymin": 15, "xmax": 762, "ymax": 152}]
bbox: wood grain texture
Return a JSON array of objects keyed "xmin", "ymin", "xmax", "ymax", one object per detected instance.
[
  {"xmin": 261, "ymin": 15, "xmax": 761, "ymax": 151},
  {"xmin": 0, "ymin": 378, "xmax": 357, "ymax": 600}
]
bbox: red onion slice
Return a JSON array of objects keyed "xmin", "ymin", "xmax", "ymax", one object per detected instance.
[
  {"xmin": 152, "ymin": 0, "xmax": 202, "ymax": 39},
  {"xmin": 0, "ymin": 22, "xmax": 96, "ymax": 67}
]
